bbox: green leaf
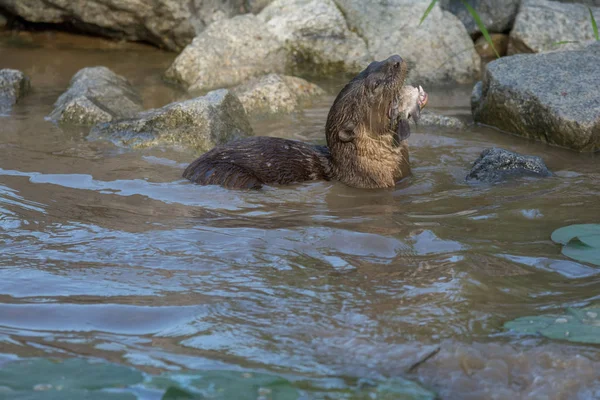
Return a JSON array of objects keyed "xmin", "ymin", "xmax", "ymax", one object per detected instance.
[
  {"xmin": 418, "ymin": 0, "xmax": 439, "ymax": 26},
  {"xmin": 551, "ymin": 224, "xmax": 600, "ymax": 266},
  {"xmin": 553, "ymin": 40, "xmax": 580, "ymax": 46},
  {"xmin": 0, "ymin": 390, "xmax": 135, "ymax": 400},
  {"xmin": 504, "ymin": 308, "xmax": 600, "ymax": 344},
  {"xmin": 590, "ymin": 7, "xmax": 599, "ymax": 41},
  {"xmin": 151, "ymin": 370, "xmax": 301, "ymax": 400},
  {"xmin": 351, "ymin": 378, "xmax": 436, "ymax": 400},
  {"xmin": 162, "ymin": 386, "xmax": 203, "ymax": 400},
  {"xmin": 0, "ymin": 358, "xmax": 143, "ymax": 391},
  {"xmin": 460, "ymin": 0, "xmax": 500, "ymax": 58}
]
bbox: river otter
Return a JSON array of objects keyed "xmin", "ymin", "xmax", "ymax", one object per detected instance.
[{"xmin": 183, "ymin": 55, "xmax": 428, "ymax": 190}]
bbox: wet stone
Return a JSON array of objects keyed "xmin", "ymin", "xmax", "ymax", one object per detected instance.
[
  {"xmin": 48, "ymin": 66, "xmax": 143, "ymax": 126},
  {"xmin": 231, "ymin": 73, "xmax": 325, "ymax": 115},
  {"xmin": 0, "ymin": 69, "xmax": 30, "ymax": 113},
  {"xmin": 466, "ymin": 147, "xmax": 552, "ymax": 183},
  {"xmin": 89, "ymin": 89, "xmax": 253, "ymax": 154},
  {"xmin": 472, "ymin": 42, "xmax": 600, "ymax": 152},
  {"xmin": 418, "ymin": 110, "xmax": 466, "ymax": 130}
]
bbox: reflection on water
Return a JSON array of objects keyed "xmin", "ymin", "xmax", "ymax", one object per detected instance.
[{"xmin": 1, "ymin": 31, "xmax": 600, "ymax": 399}]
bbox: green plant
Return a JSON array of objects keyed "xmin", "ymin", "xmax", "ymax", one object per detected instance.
[
  {"xmin": 419, "ymin": 0, "xmax": 500, "ymax": 58},
  {"xmin": 590, "ymin": 6, "xmax": 599, "ymax": 41}
]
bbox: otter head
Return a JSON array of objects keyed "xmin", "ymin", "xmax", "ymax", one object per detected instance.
[{"xmin": 325, "ymin": 55, "xmax": 424, "ymax": 189}]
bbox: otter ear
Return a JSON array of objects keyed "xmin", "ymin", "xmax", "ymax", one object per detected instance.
[{"xmin": 338, "ymin": 122, "xmax": 356, "ymax": 142}]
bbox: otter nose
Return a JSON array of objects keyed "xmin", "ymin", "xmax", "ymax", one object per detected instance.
[{"xmin": 387, "ymin": 55, "xmax": 403, "ymax": 69}]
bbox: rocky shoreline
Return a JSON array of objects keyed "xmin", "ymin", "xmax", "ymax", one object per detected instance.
[{"xmin": 1, "ymin": 0, "xmax": 598, "ymax": 182}]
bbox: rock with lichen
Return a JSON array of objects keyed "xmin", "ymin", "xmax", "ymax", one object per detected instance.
[
  {"xmin": 232, "ymin": 74, "xmax": 325, "ymax": 115},
  {"xmin": 89, "ymin": 89, "xmax": 252, "ymax": 154},
  {"xmin": 48, "ymin": 67, "xmax": 143, "ymax": 126},
  {"xmin": 0, "ymin": 69, "xmax": 30, "ymax": 114},
  {"xmin": 466, "ymin": 147, "xmax": 552, "ymax": 183}
]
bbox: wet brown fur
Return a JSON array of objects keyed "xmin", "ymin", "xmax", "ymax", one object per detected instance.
[{"xmin": 183, "ymin": 55, "xmax": 412, "ymax": 190}]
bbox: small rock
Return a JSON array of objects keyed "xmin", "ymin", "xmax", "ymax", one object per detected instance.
[
  {"xmin": 418, "ymin": 110, "xmax": 466, "ymax": 130},
  {"xmin": 335, "ymin": 0, "xmax": 480, "ymax": 84},
  {"xmin": 0, "ymin": 69, "xmax": 30, "ymax": 113},
  {"xmin": 466, "ymin": 148, "xmax": 552, "ymax": 183},
  {"xmin": 472, "ymin": 42, "xmax": 600, "ymax": 152},
  {"xmin": 165, "ymin": 14, "xmax": 286, "ymax": 92},
  {"xmin": 231, "ymin": 74, "xmax": 325, "ymax": 115},
  {"xmin": 475, "ymin": 34, "xmax": 509, "ymax": 60},
  {"xmin": 440, "ymin": 0, "xmax": 521, "ymax": 35},
  {"xmin": 258, "ymin": 0, "xmax": 371, "ymax": 74},
  {"xmin": 509, "ymin": 0, "xmax": 600, "ymax": 54},
  {"xmin": 89, "ymin": 89, "xmax": 252, "ymax": 153},
  {"xmin": 48, "ymin": 67, "xmax": 143, "ymax": 126}
]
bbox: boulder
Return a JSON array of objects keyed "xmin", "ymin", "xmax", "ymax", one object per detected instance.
[
  {"xmin": 48, "ymin": 67, "xmax": 143, "ymax": 126},
  {"xmin": 0, "ymin": 0, "xmax": 249, "ymax": 51},
  {"xmin": 165, "ymin": 14, "xmax": 287, "ymax": 93},
  {"xmin": 418, "ymin": 110, "xmax": 466, "ymax": 130},
  {"xmin": 89, "ymin": 89, "xmax": 252, "ymax": 153},
  {"xmin": 335, "ymin": 0, "xmax": 480, "ymax": 84},
  {"xmin": 0, "ymin": 69, "xmax": 30, "ymax": 113},
  {"xmin": 258, "ymin": 0, "xmax": 371, "ymax": 74},
  {"xmin": 440, "ymin": 0, "xmax": 521, "ymax": 35},
  {"xmin": 466, "ymin": 148, "xmax": 552, "ymax": 183},
  {"xmin": 472, "ymin": 42, "xmax": 600, "ymax": 152},
  {"xmin": 231, "ymin": 74, "xmax": 325, "ymax": 115},
  {"xmin": 509, "ymin": 0, "xmax": 600, "ymax": 55}
]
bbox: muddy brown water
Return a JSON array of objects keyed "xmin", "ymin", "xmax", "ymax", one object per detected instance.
[{"xmin": 1, "ymin": 31, "xmax": 600, "ymax": 399}]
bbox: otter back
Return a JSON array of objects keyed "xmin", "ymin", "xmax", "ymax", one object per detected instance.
[{"xmin": 183, "ymin": 137, "xmax": 332, "ymax": 189}]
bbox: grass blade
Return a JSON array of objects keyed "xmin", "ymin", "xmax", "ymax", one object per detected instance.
[
  {"xmin": 460, "ymin": 0, "xmax": 500, "ymax": 58},
  {"xmin": 589, "ymin": 7, "xmax": 599, "ymax": 41},
  {"xmin": 419, "ymin": 0, "xmax": 439, "ymax": 26}
]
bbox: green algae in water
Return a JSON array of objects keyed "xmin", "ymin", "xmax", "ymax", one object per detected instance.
[{"xmin": 504, "ymin": 307, "xmax": 600, "ymax": 344}]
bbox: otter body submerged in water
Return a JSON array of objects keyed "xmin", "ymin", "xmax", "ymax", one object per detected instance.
[{"xmin": 183, "ymin": 55, "xmax": 427, "ymax": 190}]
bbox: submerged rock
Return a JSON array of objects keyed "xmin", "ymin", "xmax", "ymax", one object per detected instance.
[
  {"xmin": 472, "ymin": 42, "xmax": 600, "ymax": 152},
  {"xmin": 0, "ymin": 0, "xmax": 248, "ymax": 51},
  {"xmin": 258, "ymin": 0, "xmax": 370, "ymax": 74},
  {"xmin": 165, "ymin": 14, "xmax": 286, "ymax": 93},
  {"xmin": 335, "ymin": 0, "xmax": 480, "ymax": 84},
  {"xmin": 89, "ymin": 89, "xmax": 252, "ymax": 153},
  {"xmin": 231, "ymin": 74, "xmax": 325, "ymax": 115},
  {"xmin": 418, "ymin": 110, "xmax": 466, "ymax": 130},
  {"xmin": 440, "ymin": 0, "xmax": 520, "ymax": 36},
  {"xmin": 466, "ymin": 148, "xmax": 552, "ymax": 183},
  {"xmin": 48, "ymin": 67, "xmax": 143, "ymax": 126},
  {"xmin": 0, "ymin": 69, "xmax": 30, "ymax": 113},
  {"xmin": 509, "ymin": 0, "xmax": 600, "ymax": 54}
]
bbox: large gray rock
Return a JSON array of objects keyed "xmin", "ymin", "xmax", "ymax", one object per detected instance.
[
  {"xmin": 165, "ymin": 14, "xmax": 287, "ymax": 93},
  {"xmin": 509, "ymin": 0, "xmax": 600, "ymax": 54},
  {"xmin": 472, "ymin": 42, "xmax": 600, "ymax": 152},
  {"xmin": 0, "ymin": 0, "xmax": 249, "ymax": 51},
  {"xmin": 440, "ymin": 0, "xmax": 521, "ymax": 35},
  {"xmin": 232, "ymin": 73, "xmax": 325, "ymax": 115},
  {"xmin": 258, "ymin": 0, "xmax": 371, "ymax": 74},
  {"xmin": 89, "ymin": 89, "xmax": 252, "ymax": 153},
  {"xmin": 335, "ymin": 0, "xmax": 480, "ymax": 84},
  {"xmin": 466, "ymin": 148, "xmax": 552, "ymax": 183},
  {"xmin": 0, "ymin": 69, "xmax": 30, "ymax": 113},
  {"xmin": 48, "ymin": 67, "xmax": 143, "ymax": 126}
]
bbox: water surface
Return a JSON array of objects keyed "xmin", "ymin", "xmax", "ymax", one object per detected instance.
[{"xmin": 1, "ymin": 31, "xmax": 600, "ymax": 399}]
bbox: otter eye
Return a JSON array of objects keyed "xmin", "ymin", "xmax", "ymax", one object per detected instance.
[{"xmin": 393, "ymin": 61, "xmax": 401, "ymax": 69}]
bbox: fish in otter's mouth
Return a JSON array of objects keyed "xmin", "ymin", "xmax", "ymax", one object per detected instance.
[{"xmin": 388, "ymin": 85, "xmax": 428, "ymax": 143}]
